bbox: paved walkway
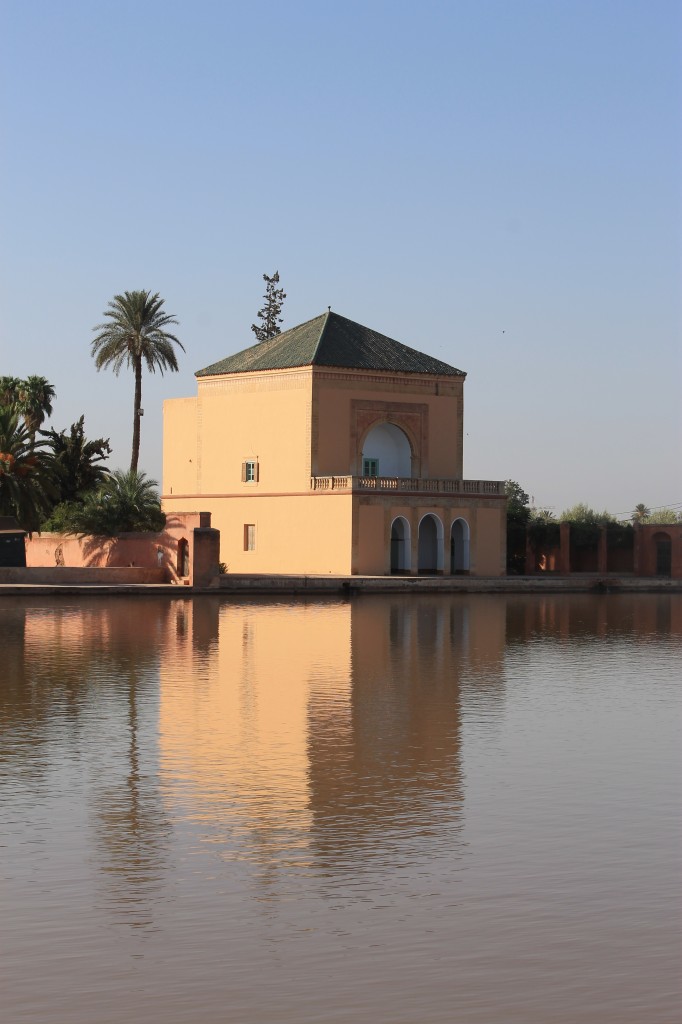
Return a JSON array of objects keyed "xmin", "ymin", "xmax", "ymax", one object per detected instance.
[
  {"xmin": 0, "ymin": 575, "xmax": 680, "ymax": 596},
  {"xmin": 213, "ymin": 573, "xmax": 682, "ymax": 595}
]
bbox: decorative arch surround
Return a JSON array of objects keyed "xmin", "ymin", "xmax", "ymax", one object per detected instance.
[
  {"xmin": 351, "ymin": 400, "xmax": 428, "ymax": 476},
  {"xmin": 418, "ymin": 513, "xmax": 444, "ymax": 573},
  {"xmin": 451, "ymin": 517, "xmax": 470, "ymax": 573},
  {"xmin": 390, "ymin": 516, "xmax": 411, "ymax": 573}
]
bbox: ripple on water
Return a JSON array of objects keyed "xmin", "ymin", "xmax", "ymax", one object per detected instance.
[{"xmin": 1, "ymin": 593, "xmax": 680, "ymax": 1024}]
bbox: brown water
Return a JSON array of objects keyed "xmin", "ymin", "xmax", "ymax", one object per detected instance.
[{"xmin": 1, "ymin": 593, "xmax": 680, "ymax": 1024}]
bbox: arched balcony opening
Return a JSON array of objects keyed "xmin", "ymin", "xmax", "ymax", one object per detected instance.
[{"xmin": 360, "ymin": 422, "xmax": 414, "ymax": 478}]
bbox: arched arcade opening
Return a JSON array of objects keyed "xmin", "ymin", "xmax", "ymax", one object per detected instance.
[
  {"xmin": 418, "ymin": 514, "xmax": 444, "ymax": 573},
  {"xmin": 390, "ymin": 516, "xmax": 411, "ymax": 573},
  {"xmin": 451, "ymin": 518, "xmax": 470, "ymax": 573}
]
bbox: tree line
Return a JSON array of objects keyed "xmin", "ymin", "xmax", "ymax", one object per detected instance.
[
  {"xmin": 505, "ymin": 480, "xmax": 681, "ymax": 573},
  {"xmin": 0, "ymin": 379, "xmax": 163, "ymax": 536},
  {"xmin": 2, "ymin": 274, "xmax": 285, "ymax": 536},
  {"xmin": 505, "ymin": 481, "xmax": 681, "ymax": 527}
]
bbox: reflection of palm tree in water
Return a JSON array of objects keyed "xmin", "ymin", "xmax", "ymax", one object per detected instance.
[
  {"xmin": 91, "ymin": 648, "xmax": 173, "ymax": 931},
  {"xmin": 1, "ymin": 598, "xmax": 175, "ymax": 929}
]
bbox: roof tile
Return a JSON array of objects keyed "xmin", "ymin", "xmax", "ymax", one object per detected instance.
[{"xmin": 196, "ymin": 312, "xmax": 465, "ymax": 378}]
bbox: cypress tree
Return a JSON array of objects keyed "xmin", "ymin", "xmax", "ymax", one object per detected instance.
[{"xmin": 251, "ymin": 272, "xmax": 286, "ymax": 341}]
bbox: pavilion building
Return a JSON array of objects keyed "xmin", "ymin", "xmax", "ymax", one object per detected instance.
[{"xmin": 162, "ymin": 311, "xmax": 506, "ymax": 576}]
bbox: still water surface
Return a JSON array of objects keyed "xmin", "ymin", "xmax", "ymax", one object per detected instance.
[{"xmin": 1, "ymin": 594, "xmax": 680, "ymax": 1024}]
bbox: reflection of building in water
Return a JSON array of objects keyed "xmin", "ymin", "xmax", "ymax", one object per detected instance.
[
  {"xmin": 1, "ymin": 598, "xmax": 178, "ymax": 929},
  {"xmin": 159, "ymin": 596, "xmax": 509, "ymax": 877},
  {"xmin": 5, "ymin": 598, "xmax": 176, "ymax": 728},
  {"xmin": 307, "ymin": 598, "xmax": 465, "ymax": 867},
  {"xmin": 505, "ymin": 594, "xmax": 682, "ymax": 645},
  {"xmin": 306, "ymin": 596, "xmax": 507, "ymax": 868},
  {"xmin": 159, "ymin": 599, "xmax": 353, "ymax": 871},
  {"xmin": 459, "ymin": 594, "xmax": 507, "ymax": 702}
]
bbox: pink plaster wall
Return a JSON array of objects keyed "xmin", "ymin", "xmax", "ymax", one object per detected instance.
[{"xmin": 24, "ymin": 512, "xmax": 211, "ymax": 582}]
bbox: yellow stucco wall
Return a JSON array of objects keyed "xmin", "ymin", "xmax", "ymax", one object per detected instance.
[
  {"xmin": 197, "ymin": 369, "xmax": 312, "ymax": 493},
  {"xmin": 428, "ymin": 390, "xmax": 464, "ymax": 478},
  {"xmin": 164, "ymin": 368, "xmax": 313, "ymax": 501},
  {"xmin": 354, "ymin": 501, "xmax": 387, "ymax": 575},
  {"xmin": 163, "ymin": 492, "xmax": 355, "ymax": 574},
  {"xmin": 163, "ymin": 397, "xmax": 199, "ymax": 496},
  {"xmin": 312, "ymin": 369, "xmax": 464, "ymax": 478},
  {"xmin": 473, "ymin": 506, "xmax": 506, "ymax": 576}
]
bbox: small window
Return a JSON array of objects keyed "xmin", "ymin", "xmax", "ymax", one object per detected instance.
[
  {"xmin": 241, "ymin": 459, "xmax": 259, "ymax": 483},
  {"xmin": 244, "ymin": 524, "xmax": 256, "ymax": 551},
  {"xmin": 363, "ymin": 458, "xmax": 379, "ymax": 477}
]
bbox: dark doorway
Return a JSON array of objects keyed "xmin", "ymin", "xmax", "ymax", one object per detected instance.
[
  {"xmin": 418, "ymin": 515, "xmax": 440, "ymax": 573},
  {"xmin": 390, "ymin": 517, "xmax": 409, "ymax": 573},
  {"xmin": 177, "ymin": 538, "xmax": 190, "ymax": 578},
  {"xmin": 450, "ymin": 518, "xmax": 470, "ymax": 574}
]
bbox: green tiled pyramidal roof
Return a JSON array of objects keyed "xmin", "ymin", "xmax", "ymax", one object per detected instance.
[{"xmin": 196, "ymin": 311, "xmax": 465, "ymax": 378}]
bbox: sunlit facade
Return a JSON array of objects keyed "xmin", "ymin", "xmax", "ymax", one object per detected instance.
[{"xmin": 162, "ymin": 311, "xmax": 506, "ymax": 575}]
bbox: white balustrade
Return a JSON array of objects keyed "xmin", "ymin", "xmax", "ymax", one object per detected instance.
[{"xmin": 310, "ymin": 476, "xmax": 504, "ymax": 496}]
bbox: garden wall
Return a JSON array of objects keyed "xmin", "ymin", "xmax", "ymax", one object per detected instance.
[
  {"xmin": 0, "ymin": 566, "xmax": 165, "ymax": 585},
  {"xmin": 524, "ymin": 522, "xmax": 680, "ymax": 578},
  {"xmin": 21, "ymin": 511, "xmax": 216, "ymax": 585}
]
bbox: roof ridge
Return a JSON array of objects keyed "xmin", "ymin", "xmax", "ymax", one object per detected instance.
[
  {"xmin": 278, "ymin": 310, "xmax": 326, "ymax": 337},
  {"xmin": 311, "ymin": 309, "xmax": 332, "ymax": 362}
]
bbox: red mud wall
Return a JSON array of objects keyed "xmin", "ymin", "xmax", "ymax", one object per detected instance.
[{"xmin": 635, "ymin": 525, "xmax": 682, "ymax": 578}]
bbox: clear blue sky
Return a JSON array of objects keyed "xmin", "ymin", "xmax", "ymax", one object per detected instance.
[{"xmin": 1, "ymin": 0, "xmax": 680, "ymax": 517}]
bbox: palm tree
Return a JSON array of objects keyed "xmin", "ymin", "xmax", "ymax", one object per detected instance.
[
  {"xmin": 41, "ymin": 415, "xmax": 112, "ymax": 503},
  {"xmin": 0, "ymin": 407, "xmax": 57, "ymax": 533},
  {"xmin": 631, "ymin": 503, "xmax": 650, "ymax": 524},
  {"xmin": 0, "ymin": 376, "xmax": 21, "ymax": 408},
  {"xmin": 68, "ymin": 469, "xmax": 166, "ymax": 536},
  {"xmin": 91, "ymin": 291, "xmax": 184, "ymax": 472},
  {"xmin": 16, "ymin": 376, "xmax": 56, "ymax": 448}
]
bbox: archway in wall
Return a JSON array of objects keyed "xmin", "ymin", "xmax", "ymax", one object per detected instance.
[
  {"xmin": 361, "ymin": 422, "xmax": 412, "ymax": 478},
  {"xmin": 653, "ymin": 532, "xmax": 672, "ymax": 576},
  {"xmin": 390, "ymin": 517, "xmax": 411, "ymax": 573},
  {"xmin": 451, "ymin": 518, "xmax": 470, "ymax": 573},
  {"xmin": 418, "ymin": 514, "xmax": 443, "ymax": 573}
]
